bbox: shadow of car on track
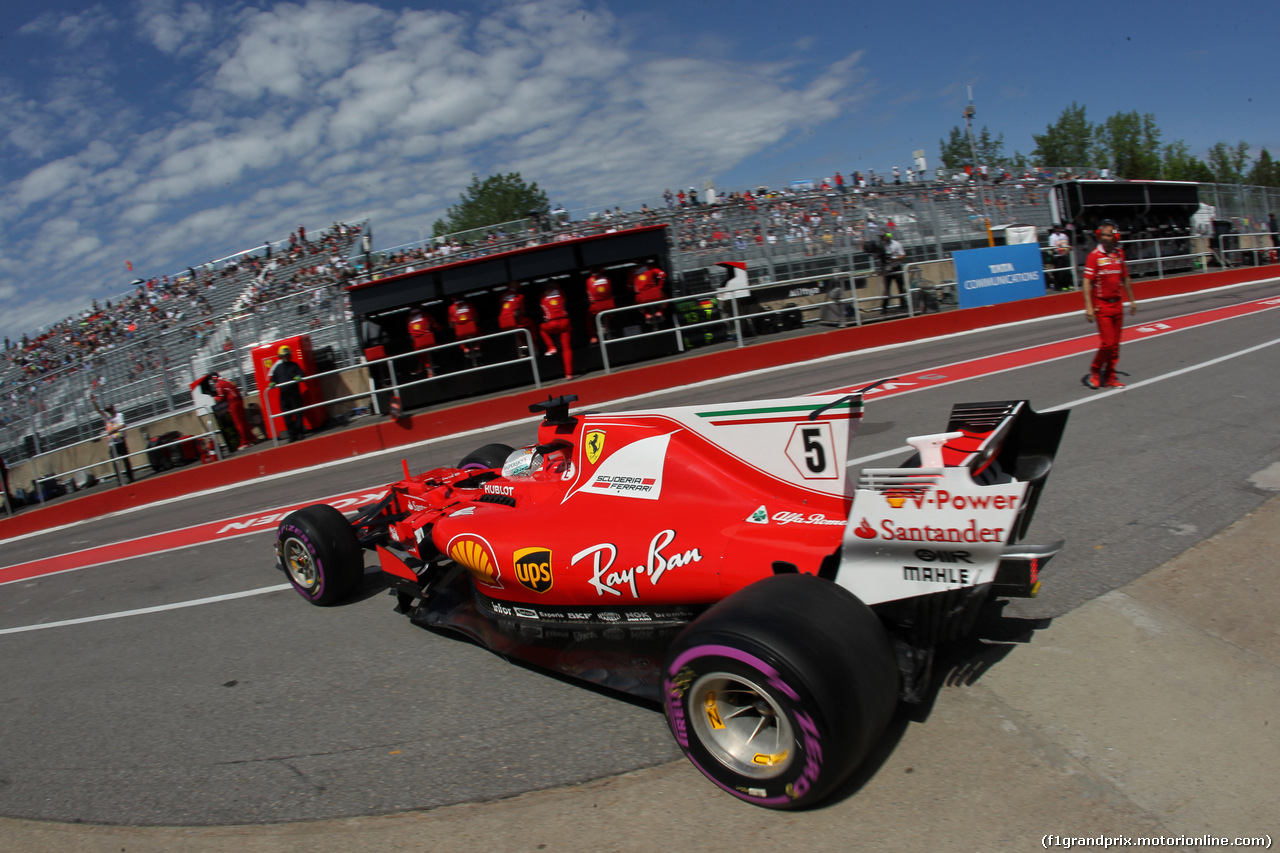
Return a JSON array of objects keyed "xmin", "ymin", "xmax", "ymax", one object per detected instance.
[
  {"xmin": 343, "ymin": 569, "xmax": 1058, "ymax": 813},
  {"xmin": 821, "ymin": 600, "xmax": 1054, "ymax": 809}
]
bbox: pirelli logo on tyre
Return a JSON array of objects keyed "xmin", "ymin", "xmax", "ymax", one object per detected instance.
[{"xmin": 513, "ymin": 547, "xmax": 554, "ymax": 594}]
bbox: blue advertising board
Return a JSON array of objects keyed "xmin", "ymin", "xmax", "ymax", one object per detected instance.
[{"xmin": 952, "ymin": 243, "xmax": 1046, "ymax": 309}]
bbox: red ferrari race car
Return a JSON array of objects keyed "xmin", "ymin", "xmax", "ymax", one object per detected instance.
[{"xmin": 276, "ymin": 389, "xmax": 1068, "ymax": 809}]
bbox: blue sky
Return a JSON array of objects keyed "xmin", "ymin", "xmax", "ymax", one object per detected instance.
[{"xmin": 1, "ymin": 0, "xmax": 1273, "ymax": 341}]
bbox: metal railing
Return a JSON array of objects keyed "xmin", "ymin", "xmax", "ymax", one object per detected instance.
[
  {"xmin": 259, "ymin": 327, "xmax": 541, "ymax": 445},
  {"xmin": 12, "ymin": 406, "xmax": 224, "ymax": 507},
  {"xmin": 1214, "ymin": 230, "xmax": 1279, "ymax": 268},
  {"xmin": 1113, "ymin": 235, "xmax": 1206, "ymax": 279},
  {"xmin": 591, "ymin": 263, "xmax": 974, "ymax": 374}
]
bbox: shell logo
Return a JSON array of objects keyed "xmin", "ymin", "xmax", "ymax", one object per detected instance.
[
  {"xmin": 884, "ymin": 494, "xmax": 906, "ymax": 509},
  {"xmin": 447, "ymin": 534, "xmax": 502, "ymax": 588}
]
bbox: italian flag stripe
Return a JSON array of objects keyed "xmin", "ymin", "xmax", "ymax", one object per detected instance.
[{"xmin": 696, "ymin": 401, "xmax": 861, "ymax": 418}]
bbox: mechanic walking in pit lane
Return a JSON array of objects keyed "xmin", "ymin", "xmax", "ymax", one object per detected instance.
[{"xmin": 1082, "ymin": 220, "xmax": 1137, "ymax": 389}]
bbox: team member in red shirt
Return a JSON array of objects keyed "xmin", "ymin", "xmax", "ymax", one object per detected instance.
[
  {"xmin": 497, "ymin": 281, "xmax": 536, "ymax": 354},
  {"xmin": 448, "ymin": 297, "xmax": 482, "ymax": 362},
  {"xmin": 1082, "ymin": 220, "xmax": 1137, "ymax": 389},
  {"xmin": 213, "ymin": 373, "xmax": 260, "ymax": 448},
  {"xmin": 406, "ymin": 304, "xmax": 442, "ymax": 376},
  {"xmin": 539, "ymin": 284, "xmax": 573, "ymax": 379},
  {"xmin": 630, "ymin": 258, "xmax": 667, "ymax": 327},
  {"xmin": 584, "ymin": 268, "xmax": 613, "ymax": 344}
]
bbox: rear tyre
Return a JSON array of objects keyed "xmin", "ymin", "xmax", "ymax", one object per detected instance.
[
  {"xmin": 457, "ymin": 443, "xmax": 515, "ymax": 471},
  {"xmin": 662, "ymin": 574, "xmax": 898, "ymax": 809},
  {"xmin": 277, "ymin": 504, "xmax": 364, "ymax": 605}
]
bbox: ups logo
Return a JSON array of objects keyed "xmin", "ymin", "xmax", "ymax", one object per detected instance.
[{"xmin": 513, "ymin": 547, "xmax": 554, "ymax": 593}]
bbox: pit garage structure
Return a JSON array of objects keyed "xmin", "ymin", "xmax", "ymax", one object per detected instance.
[{"xmin": 346, "ymin": 224, "xmax": 674, "ymax": 410}]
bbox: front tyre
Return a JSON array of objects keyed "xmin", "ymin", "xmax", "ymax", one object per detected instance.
[
  {"xmin": 277, "ymin": 504, "xmax": 364, "ymax": 605},
  {"xmin": 662, "ymin": 574, "xmax": 898, "ymax": 809}
]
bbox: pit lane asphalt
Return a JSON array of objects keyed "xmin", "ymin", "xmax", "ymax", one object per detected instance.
[{"xmin": 1, "ymin": 279, "xmax": 1278, "ymax": 831}]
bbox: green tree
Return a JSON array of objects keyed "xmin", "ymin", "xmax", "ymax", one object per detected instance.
[
  {"xmin": 939, "ymin": 126, "xmax": 969, "ymax": 171},
  {"xmin": 432, "ymin": 172, "xmax": 550, "ymax": 237},
  {"xmin": 1093, "ymin": 111, "xmax": 1162, "ymax": 178},
  {"xmin": 1206, "ymin": 141, "xmax": 1250, "ymax": 183},
  {"xmin": 939, "ymin": 125, "xmax": 1006, "ymax": 171},
  {"xmin": 1031, "ymin": 102, "xmax": 1094, "ymax": 168},
  {"xmin": 1248, "ymin": 148, "xmax": 1280, "ymax": 187},
  {"xmin": 1161, "ymin": 140, "xmax": 1214, "ymax": 182}
]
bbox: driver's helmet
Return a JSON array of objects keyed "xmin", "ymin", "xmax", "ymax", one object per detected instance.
[
  {"xmin": 502, "ymin": 447, "xmax": 541, "ymax": 479},
  {"xmin": 502, "ymin": 446, "xmax": 571, "ymax": 479}
]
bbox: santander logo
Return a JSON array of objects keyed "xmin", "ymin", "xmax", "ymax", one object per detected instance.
[{"xmin": 853, "ymin": 519, "xmax": 876, "ymax": 539}]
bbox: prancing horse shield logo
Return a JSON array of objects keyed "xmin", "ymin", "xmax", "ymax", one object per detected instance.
[{"xmin": 585, "ymin": 429, "xmax": 606, "ymax": 465}]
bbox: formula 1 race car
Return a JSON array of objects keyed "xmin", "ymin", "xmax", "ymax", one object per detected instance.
[{"xmin": 276, "ymin": 389, "xmax": 1068, "ymax": 809}]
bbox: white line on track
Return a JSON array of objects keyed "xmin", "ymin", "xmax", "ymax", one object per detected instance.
[
  {"xmin": 845, "ymin": 333, "xmax": 1280, "ymax": 465},
  {"xmin": 0, "ymin": 584, "xmax": 292, "ymax": 636}
]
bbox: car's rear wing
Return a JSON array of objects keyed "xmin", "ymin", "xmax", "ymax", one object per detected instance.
[{"xmin": 835, "ymin": 400, "xmax": 1068, "ymax": 607}]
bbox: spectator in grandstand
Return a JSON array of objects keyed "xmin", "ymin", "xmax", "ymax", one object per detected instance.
[
  {"xmin": 1048, "ymin": 225, "xmax": 1073, "ymax": 290},
  {"xmin": 90, "ymin": 393, "xmax": 134, "ymax": 483},
  {"xmin": 584, "ymin": 267, "xmax": 615, "ymax": 344},
  {"xmin": 539, "ymin": 284, "xmax": 574, "ymax": 380},
  {"xmin": 1082, "ymin": 220, "xmax": 1137, "ymax": 389},
  {"xmin": 407, "ymin": 304, "xmax": 443, "ymax": 376},
  {"xmin": 497, "ymin": 282, "xmax": 536, "ymax": 356},
  {"xmin": 448, "ymin": 296, "xmax": 482, "ymax": 363},
  {"xmin": 630, "ymin": 258, "xmax": 668, "ymax": 328},
  {"xmin": 878, "ymin": 232, "xmax": 907, "ymax": 313},
  {"xmin": 268, "ymin": 345, "xmax": 308, "ymax": 443}
]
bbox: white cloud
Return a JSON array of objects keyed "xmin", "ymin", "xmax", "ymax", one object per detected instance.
[
  {"xmin": 18, "ymin": 4, "xmax": 118, "ymax": 48},
  {"xmin": 0, "ymin": 0, "xmax": 869, "ymax": 341},
  {"xmin": 135, "ymin": 0, "xmax": 217, "ymax": 56}
]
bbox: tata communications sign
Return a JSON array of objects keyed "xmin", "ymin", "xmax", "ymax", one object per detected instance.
[{"xmin": 953, "ymin": 243, "xmax": 1046, "ymax": 309}]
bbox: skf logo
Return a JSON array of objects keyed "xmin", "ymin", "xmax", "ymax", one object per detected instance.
[
  {"xmin": 513, "ymin": 547, "xmax": 554, "ymax": 593},
  {"xmin": 585, "ymin": 430, "xmax": 606, "ymax": 465},
  {"xmin": 447, "ymin": 534, "xmax": 501, "ymax": 588}
]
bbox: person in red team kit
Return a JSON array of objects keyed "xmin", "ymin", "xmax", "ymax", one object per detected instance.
[
  {"xmin": 497, "ymin": 281, "xmax": 536, "ymax": 355},
  {"xmin": 630, "ymin": 258, "xmax": 667, "ymax": 327},
  {"xmin": 584, "ymin": 268, "xmax": 613, "ymax": 344},
  {"xmin": 1081, "ymin": 220, "xmax": 1137, "ymax": 389},
  {"xmin": 539, "ymin": 284, "xmax": 574, "ymax": 379},
  {"xmin": 448, "ymin": 297, "xmax": 482, "ymax": 362},
  {"xmin": 406, "ymin": 304, "xmax": 442, "ymax": 376},
  {"xmin": 212, "ymin": 372, "xmax": 261, "ymax": 448}
]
